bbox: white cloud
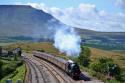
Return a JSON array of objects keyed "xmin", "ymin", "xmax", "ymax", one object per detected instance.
[
  {"xmin": 118, "ymin": 12, "xmax": 125, "ymax": 16},
  {"xmin": 44, "ymin": 3, "xmax": 125, "ymax": 32},
  {"xmin": 26, "ymin": 3, "xmax": 49, "ymax": 12},
  {"xmin": 14, "ymin": 2, "xmax": 125, "ymax": 32},
  {"xmin": 79, "ymin": 3, "xmax": 96, "ymax": 14},
  {"xmin": 116, "ymin": 0, "xmax": 125, "ymax": 10},
  {"xmin": 99, "ymin": 10, "xmax": 107, "ymax": 17}
]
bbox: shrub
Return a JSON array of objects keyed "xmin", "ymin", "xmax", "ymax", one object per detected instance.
[
  {"xmin": 16, "ymin": 61, "xmax": 23, "ymax": 67},
  {"xmin": 0, "ymin": 46, "xmax": 2, "ymax": 56},
  {"xmin": 2, "ymin": 65, "xmax": 15, "ymax": 76},
  {"xmin": 77, "ymin": 46, "xmax": 91, "ymax": 67},
  {"xmin": 14, "ymin": 54, "xmax": 18, "ymax": 61},
  {"xmin": 82, "ymin": 57, "xmax": 90, "ymax": 67},
  {"xmin": 0, "ymin": 60, "xmax": 3, "ymax": 67},
  {"xmin": 37, "ymin": 49, "xmax": 45, "ymax": 52},
  {"xmin": 90, "ymin": 57, "xmax": 121, "ymax": 81},
  {"xmin": 7, "ymin": 51, "xmax": 13, "ymax": 56},
  {"xmin": 0, "ymin": 60, "xmax": 3, "ymax": 79}
]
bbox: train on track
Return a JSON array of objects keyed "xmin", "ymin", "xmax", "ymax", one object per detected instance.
[{"xmin": 33, "ymin": 51, "xmax": 81, "ymax": 79}]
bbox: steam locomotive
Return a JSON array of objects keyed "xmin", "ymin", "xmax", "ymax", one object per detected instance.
[{"xmin": 33, "ymin": 51, "xmax": 81, "ymax": 79}]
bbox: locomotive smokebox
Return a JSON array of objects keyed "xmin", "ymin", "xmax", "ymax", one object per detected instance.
[{"xmin": 67, "ymin": 60, "xmax": 74, "ymax": 63}]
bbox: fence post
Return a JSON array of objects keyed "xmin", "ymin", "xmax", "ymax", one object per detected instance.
[
  {"xmin": 6, "ymin": 79, "xmax": 12, "ymax": 83},
  {"xmin": 17, "ymin": 79, "xmax": 22, "ymax": 83}
]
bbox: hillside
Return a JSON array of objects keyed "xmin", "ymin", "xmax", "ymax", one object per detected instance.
[
  {"xmin": 90, "ymin": 48, "xmax": 125, "ymax": 68},
  {"xmin": 0, "ymin": 5, "xmax": 125, "ymax": 51},
  {"xmin": 0, "ymin": 5, "xmax": 125, "ymax": 39},
  {"xmin": 0, "ymin": 5, "xmax": 61, "ymax": 38},
  {"xmin": 75, "ymin": 28, "xmax": 125, "ymax": 51}
]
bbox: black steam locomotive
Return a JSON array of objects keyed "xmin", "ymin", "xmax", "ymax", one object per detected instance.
[{"xmin": 33, "ymin": 51, "xmax": 81, "ymax": 79}]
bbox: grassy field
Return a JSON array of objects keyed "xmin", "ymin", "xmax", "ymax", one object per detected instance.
[
  {"xmin": 4, "ymin": 42, "xmax": 125, "ymax": 68},
  {"xmin": 0, "ymin": 43, "xmax": 15, "ymax": 46},
  {"xmin": 90, "ymin": 48, "xmax": 125, "ymax": 69},
  {"xmin": 0, "ymin": 64, "xmax": 25, "ymax": 83},
  {"xmin": 3, "ymin": 42, "xmax": 125, "ymax": 82},
  {"xmin": 4, "ymin": 42, "xmax": 61, "ymax": 55}
]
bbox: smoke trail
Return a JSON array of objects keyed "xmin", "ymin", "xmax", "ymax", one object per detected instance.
[{"xmin": 54, "ymin": 26, "xmax": 81, "ymax": 56}]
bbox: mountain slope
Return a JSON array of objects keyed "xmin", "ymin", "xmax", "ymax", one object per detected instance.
[
  {"xmin": 0, "ymin": 5, "xmax": 61, "ymax": 37},
  {"xmin": 0, "ymin": 5, "xmax": 125, "ymax": 50},
  {"xmin": 0, "ymin": 5, "xmax": 124, "ymax": 38}
]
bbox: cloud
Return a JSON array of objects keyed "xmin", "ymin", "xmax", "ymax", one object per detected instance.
[
  {"xmin": 116, "ymin": 0, "xmax": 125, "ymax": 10},
  {"xmin": 45, "ymin": 3, "xmax": 125, "ymax": 32},
  {"xmin": 15, "ymin": 2, "xmax": 125, "ymax": 32},
  {"xmin": 99, "ymin": 10, "xmax": 107, "ymax": 17}
]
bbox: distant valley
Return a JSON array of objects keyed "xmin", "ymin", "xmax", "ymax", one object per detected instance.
[{"xmin": 75, "ymin": 28, "xmax": 125, "ymax": 51}]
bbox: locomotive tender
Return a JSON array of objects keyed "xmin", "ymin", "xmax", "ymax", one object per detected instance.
[{"xmin": 33, "ymin": 51, "xmax": 81, "ymax": 79}]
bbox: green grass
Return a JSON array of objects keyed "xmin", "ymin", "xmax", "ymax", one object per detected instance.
[
  {"xmin": 0, "ymin": 64, "xmax": 26, "ymax": 83},
  {"xmin": 3, "ymin": 42, "xmax": 125, "ymax": 82},
  {"xmin": 3, "ymin": 42, "xmax": 60, "ymax": 56},
  {"xmin": 12, "ymin": 64, "xmax": 25, "ymax": 83},
  {"xmin": 85, "ymin": 43, "xmax": 125, "ymax": 51},
  {"xmin": 4, "ymin": 42, "xmax": 125, "ymax": 68},
  {"xmin": 0, "ymin": 43, "xmax": 15, "ymax": 46},
  {"xmin": 106, "ymin": 80, "xmax": 121, "ymax": 83}
]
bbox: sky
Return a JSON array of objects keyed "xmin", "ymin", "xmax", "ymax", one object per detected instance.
[
  {"xmin": 0, "ymin": 0, "xmax": 125, "ymax": 32},
  {"xmin": 0, "ymin": 0, "xmax": 124, "ymax": 13}
]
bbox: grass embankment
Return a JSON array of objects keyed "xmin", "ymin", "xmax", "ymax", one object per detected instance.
[
  {"xmin": 0, "ymin": 64, "xmax": 25, "ymax": 83},
  {"xmin": 4, "ymin": 42, "xmax": 64, "ymax": 56},
  {"xmin": 0, "ymin": 56, "xmax": 25, "ymax": 83}
]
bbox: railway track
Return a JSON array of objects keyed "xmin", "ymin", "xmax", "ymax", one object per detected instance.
[
  {"xmin": 25, "ymin": 58, "xmax": 46, "ymax": 83},
  {"xmin": 32, "ymin": 54, "xmax": 85, "ymax": 83},
  {"xmin": 32, "ymin": 55, "xmax": 69, "ymax": 83},
  {"xmin": 24, "ymin": 53, "xmax": 103, "ymax": 83},
  {"xmin": 24, "ymin": 54, "xmax": 67, "ymax": 83},
  {"xmin": 29, "ymin": 57, "xmax": 61, "ymax": 83}
]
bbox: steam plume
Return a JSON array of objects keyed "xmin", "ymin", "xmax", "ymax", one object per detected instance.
[{"xmin": 54, "ymin": 26, "xmax": 81, "ymax": 56}]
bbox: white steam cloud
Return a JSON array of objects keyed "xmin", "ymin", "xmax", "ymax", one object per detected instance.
[
  {"xmin": 15, "ymin": 2, "xmax": 82, "ymax": 55},
  {"xmin": 54, "ymin": 26, "xmax": 81, "ymax": 56}
]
